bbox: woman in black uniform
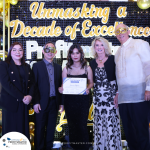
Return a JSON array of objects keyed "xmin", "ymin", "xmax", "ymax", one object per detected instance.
[
  {"xmin": 0, "ymin": 42, "xmax": 34, "ymax": 139},
  {"xmin": 59, "ymin": 44, "xmax": 93, "ymax": 150}
]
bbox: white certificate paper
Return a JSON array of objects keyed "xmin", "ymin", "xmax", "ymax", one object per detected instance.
[{"xmin": 63, "ymin": 77, "xmax": 87, "ymax": 95}]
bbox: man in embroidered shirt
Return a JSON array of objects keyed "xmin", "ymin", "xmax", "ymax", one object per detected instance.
[{"xmin": 114, "ymin": 23, "xmax": 150, "ymax": 150}]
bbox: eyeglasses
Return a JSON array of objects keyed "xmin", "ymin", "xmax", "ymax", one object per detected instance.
[
  {"xmin": 43, "ymin": 46, "xmax": 56, "ymax": 53},
  {"xmin": 115, "ymin": 27, "xmax": 128, "ymax": 35}
]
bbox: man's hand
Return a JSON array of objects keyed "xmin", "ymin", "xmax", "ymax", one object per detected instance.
[
  {"xmin": 23, "ymin": 95, "xmax": 32, "ymax": 105},
  {"xmin": 33, "ymin": 104, "xmax": 41, "ymax": 113},
  {"xmin": 114, "ymin": 93, "xmax": 119, "ymax": 108},
  {"xmin": 59, "ymin": 105, "xmax": 64, "ymax": 113},
  {"xmin": 144, "ymin": 91, "xmax": 150, "ymax": 101},
  {"xmin": 58, "ymin": 87, "xmax": 63, "ymax": 94}
]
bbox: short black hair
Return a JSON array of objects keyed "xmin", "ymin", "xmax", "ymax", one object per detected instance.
[{"xmin": 43, "ymin": 41, "xmax": 56, "ymax": 49}]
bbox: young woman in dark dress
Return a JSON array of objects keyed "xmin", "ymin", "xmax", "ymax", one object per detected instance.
[
  {"xmin": 0, "ymin": 42, "xmax": 34, "ymax": 139},
  {"xmin": 59, "ymin": 44, "xmax": 93, "ymax": 150}
]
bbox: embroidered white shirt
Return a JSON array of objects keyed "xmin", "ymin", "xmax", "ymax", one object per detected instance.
[{"xmin": 115, "ymin": 37, "xmax": 150, "ymax": 104}]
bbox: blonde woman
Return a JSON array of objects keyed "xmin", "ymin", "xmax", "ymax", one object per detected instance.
[{"xmin": 89, "ymin": 37, "xmax": 122, "ymax": 150}]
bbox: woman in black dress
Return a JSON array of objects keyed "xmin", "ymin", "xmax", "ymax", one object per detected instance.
[
  {"xmin": 0, "ymin": 42, "xmax": 34, "ymax": 139},
  {"xmin": 59, "ymin": 44, "xmax": 93, "ymax": 150},
  {"xmin": 89, "ymin": 37, "xmax": 122, "ymax": 150}
]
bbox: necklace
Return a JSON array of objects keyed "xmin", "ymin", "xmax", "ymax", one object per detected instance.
[{"xmin": 98, "ymin": 57, "xmax": 105, "ymax": 63}]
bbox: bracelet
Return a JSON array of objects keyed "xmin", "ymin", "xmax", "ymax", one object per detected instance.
[{"xmin": 116, "ymin": 92, "xmax": 119, "ymax": 94}]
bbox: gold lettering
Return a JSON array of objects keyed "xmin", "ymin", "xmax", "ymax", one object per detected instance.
[
  {"xmin": 30, "ymin": 27, "xmax": 37, "ymax": 37},
  {"xmin": 71, "ymin": 22, "xmax": 80, "ymax": 40},
  {"xmin": 143, "ymin": 27, "xmax": 150, "ymax": 37},
  {"xmin": 89, "ymin": 4, "xmax": 96, "ymax": 18},
  {"xmin": 56, "ymin": 111, "xmax": 67, "ymax": 132},
  {"xmin": 30, "ymin": 2, "xmax": 39, "ymax": 19},
  {"xmin": 138, "ymin": 27, "xmax": 144, "ymax": 36},
  {"xmin": 88, "ymin": 103, "xmax": 93, "ymax": 121},
  {"xmin": 36, "ymin": 26, "xmax": 46, "ymax": 37},
  {"xmin": 102, "ymin": 7, "xmax": 110, "ymax": 24},
  {"xmin": 117, "ymin": 6, "xmax": 127, "ymax": 18},
  {"xmin": 10, "ymin": 20, "xmax": 24, "ymax": 38},
  {"xmin": 81, "ymin": 20, "xmax": 92, "ymax": 37},
  {"xmin": 130, "ymin": 26, "xmax": 138, "ymax": 36},
  {"xmin": 65, "ymin": 26, "xmax": 72, "ymax": 36},
  {"xmin": 100, "ymin": 25, "xmax": 108, "ymax": 36},
  {"xmin": 64, "ymin": 8, "xmax": 73, "ymax": 19},
  {"xmin": 73, "ymin": 8, "xmax": 81, "ymax": 19},
  {"xmin": 30, "ymin": 2, "xmax": 47, "ymax": 19},
  {"xmin": 107, "ymin": 26, "xmax": 114, "ymax": 36},
  {"xmin": 24, "ymin": 26, "xmax": 31, "ymax": 37},
  {"xmin": 95, "ymin": 7, "xmax": 103, "ymax": 18},
  {"xmin": 81, "ymin": 3, "xmax": 90, "ymax": 18}
]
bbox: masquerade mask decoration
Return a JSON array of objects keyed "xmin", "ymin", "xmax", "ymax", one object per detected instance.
[
  {"xmin": 115, "ymin": 27, "xmax": 128, "ymax": 35},
  {"xmin": 43, "ymin": 45, "xmax": 56, "ymax": 53}
]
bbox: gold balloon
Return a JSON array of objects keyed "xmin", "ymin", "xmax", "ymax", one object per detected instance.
[
  {"xmin": 29, "ymin": 122, "xmax": 35, "ymax": 132},
  {"xmin": 30, "ymin": 133, "xmax": 34, "ymax": 143},
  {"xmin": 0, "ymin": 0, "xmax": 3, "ymax": 9},
  {"xmin": 137, "ymin": 0, "xmax": 150, "ymax": 9},
  {"xmin": 1, "ymin": 9, "xmax": 8, "ymax": 16},
  {"xmin": 9, "ymin": 0, "xmax": 18, "ymax": 5},
  {"xmin": 29, "ymin": 108, "xmax": 34, "ymax": 115}
]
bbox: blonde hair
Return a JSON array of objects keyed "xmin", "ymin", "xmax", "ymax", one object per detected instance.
[{"xmin": 91, "ymin": 37, "xmax": 112, "ymax": 58}]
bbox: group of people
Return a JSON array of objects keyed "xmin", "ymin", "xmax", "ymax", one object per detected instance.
[{"xmin": 0, "ymin": 23, "xmax": 150, "ymax": 150}]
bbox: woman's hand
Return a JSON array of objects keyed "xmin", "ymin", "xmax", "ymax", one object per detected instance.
[
  {"xmin": 23, "ymin": 95, "xmax": 32, "ymax": 105},
  {"xmin": 86, "ymin": 88, "xmax": 90, "ymax": 95},
  {"xmin": 58, "ymin": 87, "xmax": 63, "ymax": 94},
  {"xmin": 114, "ymin": 93, "xmax": 119, "ymax": 109},
  {"xmin": 59, "ymin": 105, "xmax": 64, "ymax": 113}
]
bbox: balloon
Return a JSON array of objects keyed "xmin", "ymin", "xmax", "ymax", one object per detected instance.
[
  {"xmin": 0, "ymin": 0, "xmax": 3, "ymax": 9},
  {"xmin": 1, "ymin": 9, "xmax": 8, "ymax": 16},
  {"xmin": 29, "ymin": 122, "xmax": 35, "ymax": 132},
  {"xmin": 30, "ymin": 133, "xmax": 34, "ymax": 143},
  {"xmin": 9, "ymin": 0, "xmax": 18, "ymax": 5},
  {"xmin": 137, "ymin": 0, "xmax": 150, "ymax": 9},
  {"xmin": 5, "ymin": 16, "xmax": 9, "ymax": 27},
  {"xmin": 29, "ymin": 108, "xmax": 34, "ymax": 115}
]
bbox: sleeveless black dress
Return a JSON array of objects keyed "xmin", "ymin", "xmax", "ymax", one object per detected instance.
[{"xmin": 64, "ymin": 73, "xmax": 90, "ymax": 150}]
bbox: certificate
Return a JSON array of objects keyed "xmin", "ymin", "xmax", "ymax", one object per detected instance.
[{"xmin": 63, "ymin": 77, "xmax": 87, "ymax": 95}]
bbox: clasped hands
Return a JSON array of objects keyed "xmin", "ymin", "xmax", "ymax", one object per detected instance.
[{"xmin": 22, "ymin": 95, "xmax": 32, "ymax": 105}]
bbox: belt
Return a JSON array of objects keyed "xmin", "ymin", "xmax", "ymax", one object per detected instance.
[{"xmin": 49, "ymin": 96, "xmax": 56, "ymax": 100}]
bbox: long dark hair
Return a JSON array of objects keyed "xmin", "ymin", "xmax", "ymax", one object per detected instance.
[
  {"xmin": 5, "ymin": 42, "xmax": 25, "ymax": 64},
  {"xmin": 66, "ymin": 44, "xmax": 87, "ymax": 69}
]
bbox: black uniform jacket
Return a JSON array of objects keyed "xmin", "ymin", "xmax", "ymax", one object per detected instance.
[
  {"xmin": 0, "ymin": 60, "xmax": 35, "ymax": 112},
  {"xmin": 32, "ymin": 60, "xmax": 62, "ymax": 111}
]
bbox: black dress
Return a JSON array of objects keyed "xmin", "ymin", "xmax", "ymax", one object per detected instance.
[
  {"xmin": 64, "ymin": 73, "xmax": 90, "ymax": 150},
  {"xmin": 2, "ymin": 65, "xmax": 30, "ymax": 139}
]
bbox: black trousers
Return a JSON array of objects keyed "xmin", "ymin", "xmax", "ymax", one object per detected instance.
[
  {"xmin": 34, "ymin": 98, "xmax": 58, "ymax": 150},
  {"xmin": 119, "ymin": 101, "xmax": 150, "ymax": 150}
]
